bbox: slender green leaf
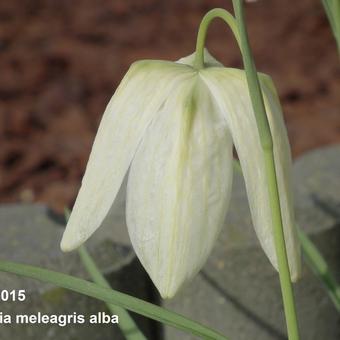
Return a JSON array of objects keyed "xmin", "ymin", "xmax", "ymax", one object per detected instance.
[
  {"xmin": 297, "ymin": 229, "xmax": 340, "ymax": 312},
  {"xmin": 78, "ymin": 245, "xmax": 147, "ymax": 340},
  {"xmin": 0, "ymin": 259, "xmax": 227, "ymax": 340},
  {"xmin": 65, "ymin": 207, "xmax": 146, "ymax": 339},
  {"xmin": 322, "ymin": 0, "xmax": 340, "ymax": 53}
]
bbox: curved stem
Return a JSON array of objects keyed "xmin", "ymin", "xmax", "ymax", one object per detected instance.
[
  {"xmin": 194, "ymin": 8, "xmax": 240, "ymax": 69},
  {"xmin": 194, "ymin": 6, "xmax": 300, "ymax": 338},
  {"xmin": 193, "ymin": 7, "xmax": 271, "ymax": 149},
  {"xmin": 232, "ymin": 1, "xmax": 300, "ymax": 339},
  {"xmin": 232, "ymin": 2, "xmax": 273, "ymax": 150}
]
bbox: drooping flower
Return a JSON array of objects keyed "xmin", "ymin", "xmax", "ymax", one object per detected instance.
[{"xmin": 61, "ymin": 50, "xmax": 301, "ymax": 298}]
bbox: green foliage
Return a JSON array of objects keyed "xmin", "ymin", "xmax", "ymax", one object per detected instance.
[
  {"xmin": 78, "ymin": 245, "xmax": 147, "ymax": 340},
  {"xmin": 322, "ymin": 0, "xmax": 340, "ymax": 54},
  {"xmin": 0, "ymin": 259, "xmax": 227, "ymax": 340}
]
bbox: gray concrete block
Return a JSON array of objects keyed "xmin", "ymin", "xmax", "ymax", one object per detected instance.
[
  {"xmin": 1, "ymin": 145, "xmax": 339, "ymax": 340},
  {"xmin": 0, "ymin": 204, "xmax": 153, "ymax": 339}
]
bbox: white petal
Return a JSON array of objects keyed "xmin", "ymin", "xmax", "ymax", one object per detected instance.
[
  {"xmin": 201, "ymin": 68, "xmax": 301, "ymax": 281},
  {"xmin": 61, "ymin": 61, "xmax": 195, "ymax": 251},
  {"xmin": 126, "ymin": 77, "xmax": 233, "ymax": 298}
]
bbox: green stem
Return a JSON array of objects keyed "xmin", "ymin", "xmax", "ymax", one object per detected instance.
[
  {"xmin": 194, "ymin": 0, "xmax": 299, "ymax": 340},
  {"xmin": 194, "ymin": 8, "xmax": 240, "ymax": 69},
  {"xmin": 194, "ymin": 7, "xmax": 271, "ymax": 149},
  {"xmin": 231, "ymin": 2, "xmax": 273, "ymax": 150},
  {"xmin": 78, "ymin": 245, "xmax": 147, "ymax": 340},
  {"xmin": 230, "ymin": 1, "xmax": 300, "ymax": 339},
  {"xmin": 262, "ymin": 152, "xmax": 300, "ymax": 340},
  {"xmin": 233, "ymin": 0, "xmax": 300, "ymax": 340},
  {"xmin": 194, "ymin": 4, "xmax": 300, "ymax": 337},
  {"xmin": 195, "ymin": 3, "xmax": 300, "ymax": 339},
  {"xmin": 0, "ymin": 259, "xmax": 227, "ymax": 340}
]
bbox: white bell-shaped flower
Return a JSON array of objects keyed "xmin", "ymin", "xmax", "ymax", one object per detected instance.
[{"xmin": 61, "ymin": 50, "xmax": 301, "ymax": 298}]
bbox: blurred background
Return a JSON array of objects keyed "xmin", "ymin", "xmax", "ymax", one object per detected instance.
[{"xmin": 0, "ymin": 0, "xmax": 339, "ymax": 213}]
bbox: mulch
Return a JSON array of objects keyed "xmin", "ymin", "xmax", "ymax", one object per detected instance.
[{"xmin": 0, "ymin": 0, "xmax": 339, "ymax": 212}]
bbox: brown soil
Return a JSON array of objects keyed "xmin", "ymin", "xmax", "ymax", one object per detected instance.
[{"xmin": 0, "ymin": 0, "xmax": 339, "ymax": 213}]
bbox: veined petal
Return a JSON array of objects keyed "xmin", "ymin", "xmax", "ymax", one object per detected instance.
[
  {"xmin": 126, "ymin": 77, "xmax": 233, "ymax": 298},
  {"xmin": 61, "ymin": 60, "xmax": 195, "ymax": 251},
  {"xmin": 200, "ymin": 68, "xmax": 301, "ymax": 281}
]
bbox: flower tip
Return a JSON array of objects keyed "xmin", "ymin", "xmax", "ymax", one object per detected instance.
[
  {"xmin": 160, "ymin": 292, "xmax": 174, "ymax": 300},
  {"xmin": 60, "ymin": 238, "xmax": 73, "ymax": 253},
  {"xmin": 290, "ymin": 264, "xmax": 302, "ymax": 283},
  {"xmin": 291, "ymin": 274, "xmax": 299, "ymax": 283},
  {"xmin": 150, "ymin": 274, "xmax": 186, "ymax": 299},
  {"xmin": 60, "ymin": 232, "xmax": 81, "ymax": 252},
  {"xmin": 158, "ymin": 286, "xmax": 177, "ymax": 300}
]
